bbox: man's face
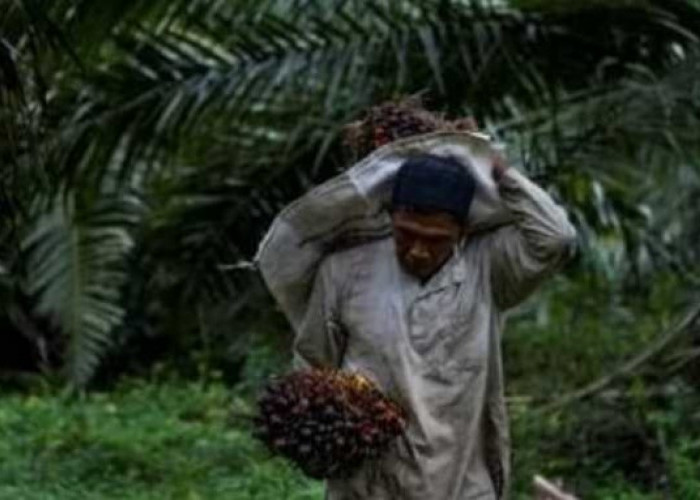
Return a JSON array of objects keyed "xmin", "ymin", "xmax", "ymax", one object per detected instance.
[{"xmin": 391, "ymin": 209, "xmax": 463, "ymax": 281}]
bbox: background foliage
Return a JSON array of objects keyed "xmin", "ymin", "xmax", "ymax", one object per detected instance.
[{"xmin": 1, "ymin": 0, "xmax": 699, "ymax": 497}]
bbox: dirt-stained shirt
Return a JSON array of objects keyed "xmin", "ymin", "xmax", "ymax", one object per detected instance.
[{"xmin": 292, "ymin": 168, "xmax": 577, "ymax": 500}]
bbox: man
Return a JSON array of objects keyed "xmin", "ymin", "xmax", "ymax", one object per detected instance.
[{"xmin": 291, "ymin": 148, "xmax": 577, "ymax": 499}]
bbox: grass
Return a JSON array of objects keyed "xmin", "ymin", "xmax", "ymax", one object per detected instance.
[
  {"xmin": 0, "ymin": 380, "xmax": 322, "ymax": 500},
  {"xmin": 1, "ymin": 377, "xmax": 697, "ymax": 499}
]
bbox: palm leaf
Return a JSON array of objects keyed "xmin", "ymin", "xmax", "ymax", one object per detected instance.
[
  {"xmin": 499, "ymin": 51, "xmax": 700, "ymax": 282},
  {"xmin": 22, "ymin": 193, "xmax": 142, "ymax": 386},
  {"xmin": 43, "ymin": 0, "xmax": 698, "ymax": 187}
]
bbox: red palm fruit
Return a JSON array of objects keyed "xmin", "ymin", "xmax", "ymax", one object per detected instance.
[
  {"xmin": 252, "ymin": 368, "xmax": 407, "ymax": 479},
  {"xmin": 342, "ymin": 96, "xmax": 478, "ymax": 162}
]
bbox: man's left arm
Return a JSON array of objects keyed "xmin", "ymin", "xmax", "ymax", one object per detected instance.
[{"xmin": 487, "ymin": 158, "xmax": 577, "ymax": 309}]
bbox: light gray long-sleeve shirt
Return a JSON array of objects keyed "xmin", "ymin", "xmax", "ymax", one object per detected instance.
[{"xmin": 293, "ymin": 167, "xmax": 577, "ymax": 500}]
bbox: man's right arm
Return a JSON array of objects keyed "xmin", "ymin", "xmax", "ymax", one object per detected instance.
[{"xmin": 292, "ymin": 257, "xmax": 346, "ymax": 369}]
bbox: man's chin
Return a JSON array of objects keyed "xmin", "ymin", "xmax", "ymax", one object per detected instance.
[{"xmin": 401, "ymin": 263, "xmax": 435, "ymax": 281}]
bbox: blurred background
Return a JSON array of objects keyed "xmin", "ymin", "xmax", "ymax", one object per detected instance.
[{"xmin": 1, "ymin": 0, "xmax": 699, "ymax": 498}]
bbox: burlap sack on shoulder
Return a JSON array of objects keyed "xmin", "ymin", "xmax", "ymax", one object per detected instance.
[{"xmin": 255, "ymin": 131, "xmax": 512, "ymax": 329}]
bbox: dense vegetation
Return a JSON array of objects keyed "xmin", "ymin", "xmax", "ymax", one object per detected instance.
[
  {"xmin": 1, "ymin": 282, "xmax": 698, "ymax": 498},
  {"xmin": 2, "ymin": 0, "xmax": 699, "ymax": 497}
]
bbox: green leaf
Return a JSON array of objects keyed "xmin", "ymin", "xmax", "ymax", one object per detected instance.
[{"xmin": 23, "ymin": 194, "xmax": 143, "ymax": 387}]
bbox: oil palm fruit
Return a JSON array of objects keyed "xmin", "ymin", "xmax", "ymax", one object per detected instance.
[
  {"xmin": 253, "ymin": 368, "xmax": 407, "ymax": 479},
  {"xmin": 342, "ymin": 96, "xmax": 475, "ymax": 162}
]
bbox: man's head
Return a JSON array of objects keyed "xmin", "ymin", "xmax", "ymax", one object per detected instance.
[{"xmin": 391, "ymin": 154, "xmax": 476, "ymax": 280}]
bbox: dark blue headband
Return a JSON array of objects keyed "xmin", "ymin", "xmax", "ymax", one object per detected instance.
[{"xmin": 391, "ymin": 154, "xmax": 476, "ymax": 221}]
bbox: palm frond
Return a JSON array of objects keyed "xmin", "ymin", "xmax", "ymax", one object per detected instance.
[
  {"xmin": 500, "ymin": 51, "xmax": 700, "ymax": 283},
  {"xmin": 44, "ymin": 0, "xmax": 700, "ymax": 189},
  {"xmin": 22, "ymin": 193, "xmax": 143, "ymax": 387}
]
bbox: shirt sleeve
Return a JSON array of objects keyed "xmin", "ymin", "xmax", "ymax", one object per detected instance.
[
  {"xmin": 292, "ymin": 256, "xmax": 347, "ymax": 369},
  {"xmin": 487, "ymin": 168, "xmax": 577, "ymax": 310}
]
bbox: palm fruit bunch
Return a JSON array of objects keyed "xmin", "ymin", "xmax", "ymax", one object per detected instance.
[
  {"xmin": 342, "ymin": 96, "xmax": 477, "ymax": 162},
  {"xmin": 253, "ymin": 368, "xmax": 407, "ymax": 479}
]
